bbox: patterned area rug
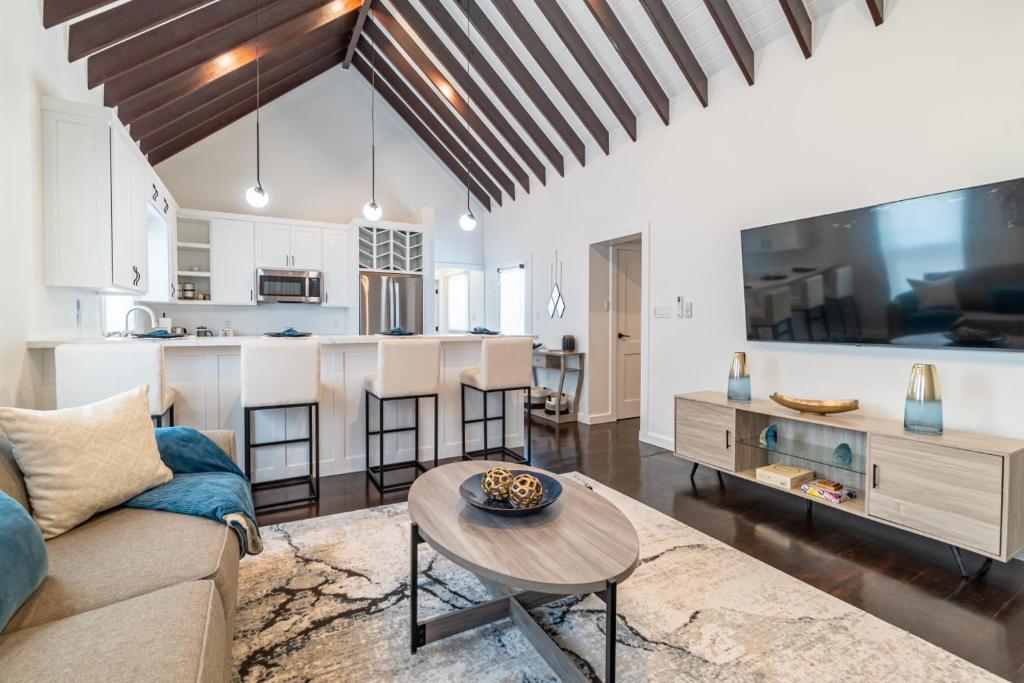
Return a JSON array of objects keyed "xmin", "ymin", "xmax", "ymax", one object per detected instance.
[{"xmin": 234, "ymin": 474, "xmax": 998, "ymax": 682}]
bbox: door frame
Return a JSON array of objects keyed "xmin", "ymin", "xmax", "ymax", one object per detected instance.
[{"xmin": 583, "ymin": 223, "xmax": 651, "ymax": 439}]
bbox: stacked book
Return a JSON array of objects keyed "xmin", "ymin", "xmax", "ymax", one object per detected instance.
[{"xmin": 801, "ymin": 479, "xmax": 850, "ymax": 504}]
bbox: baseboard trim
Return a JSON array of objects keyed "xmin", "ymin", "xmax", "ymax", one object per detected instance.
[
  {"xmin": 640, "ymin": 431, "xmax": 673, "ymax": 451},
  {"xmin": 581, "ymin": 412, "xmax": 615, "ymax": 425}
]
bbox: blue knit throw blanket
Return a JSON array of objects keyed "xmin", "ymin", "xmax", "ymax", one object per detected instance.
[{"xmin": 125, "ymin": 427, "xmax": 262, "ymax": 555}]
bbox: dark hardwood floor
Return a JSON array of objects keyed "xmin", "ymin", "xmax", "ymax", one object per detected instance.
[{"xmin": 258, "ymin": 418, "xmax": 1024, "ymax": 681}]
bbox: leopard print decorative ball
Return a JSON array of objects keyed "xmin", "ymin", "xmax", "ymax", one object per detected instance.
[
  {"xmin": 509, "ymin": 474, "xmax": 544, "ymax": 508},
  {"xmin": 481, "ymin": 467, "xmax": 513, "ymax": 500}
]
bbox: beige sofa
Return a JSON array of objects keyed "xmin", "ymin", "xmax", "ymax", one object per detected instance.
[{"xmin": 0, "ymin": 430, "xmax": 241, "ymax": 682}]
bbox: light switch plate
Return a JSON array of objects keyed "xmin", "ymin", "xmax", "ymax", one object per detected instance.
[{"xmin": 654, "ymin": 305, "xmax": 673, "ymax": 318}]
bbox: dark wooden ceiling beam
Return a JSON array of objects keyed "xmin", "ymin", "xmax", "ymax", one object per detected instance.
[
  {"xmin": 68, "ymin": 0, "xmax": 210, "ymax": 62},
  {"xmin": 130, "ymin": 24, "xmax": 349, "ymax": 141},
  {"xmin": 417, "ymin": 0, "xmax": 563, "ymax": 177},
  {"xmin": 449, "ymin": 0, "xmax": 586, "ymax": 167},
  {"xmin": 387, "ymin": 0, "xmax": 547, "ymax": 185},
  {"xmin": 146, "ymin": 51, "xmax": 345, "ymax": 166},
  {"xmin": 43, "ymin": 0, "xmax": 117, "ymax": 28},
  {"xmin": 139, "ymin": 40, "xmax": 348, "ymax": 154},
  {"xmin": 365, "ymin": 22, "xmax": 514, "ymax": 199},
  {"xmin": 115, "ymin": 6, "xmax": 359, "ymax": 124},
  {"xmin": 637, "ymin": 0, "xmax": 708, "ymax": 107},
  {"xmin": 532, "ymin": 0, "xmax": 637, "ymax": 139},
  {"xmin": 356, "ymin": 41, "xmax": 502, "ymax": 205},
  {"xmin": 582, "ymin": 0, "xmax": 670, "ymax": 124},
  {"xmin": 342, "ymin": 0, "xmax": 373, "ymax": 68},
  {"xmin": 778, "ymin": 0, "xmax": 813, "ymax": 58},
  {"xmin": 104, "ymin": 0, "xmax": 360, "ymax": 108},
  {"xmin": 352, "ymin": 53, "xmax": 491, "ymax": 211},
  {"xmin": 89, "ymin": 0, "xmax": 266, "ymax": 88},
  {"xmin": 491, "ymin": 0, "xmax": 609, "ymax": 154},
  {"xmin": 703, "ymin": 0, "xmax": 755, "ymax": 85},
  {"xmin": 370, "ymin": 4, "xmax": 528, "ymax": 194},
  {"xmin": 865, "ymin": 0, "xmax": 884, "ymax": 25}
]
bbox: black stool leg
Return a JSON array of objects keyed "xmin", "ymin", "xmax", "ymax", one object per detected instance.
[
  {"xmin": 525, "ymin": 386, "xmax": 532, "ymax": 465},
  {"xmin": 461, "ymin": 384, "xmax": 467, "ymax": 460},
  {"xmin": 379, "ymin": 393, "xmax": 385, "ymax": 490},
  {"xmin": 169, "ymin": 404, "xmax": 174, "ymax": 427},
  {"xmin": 365, "ymin": 391, "xmax": 371, "ymax": 486},
  {"xmin": 243, "ymin": 407, "xmax": 252, "ymax": 480},
  {"xmin": 413, "ymin": 396, "xmax": 420, "ymax": 475},
  {"xmin": 433, "ymin": 394, "xmax": 439, "ymax": 469},
  {"xmin": 312, "ymin": 403, "xmax": 320, "ymax": 500},
  {"xmin": 482, "ymin": 388, "xmax": 489, "ymax": 456}
]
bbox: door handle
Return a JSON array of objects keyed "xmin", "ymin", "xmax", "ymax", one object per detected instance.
[
  {"xmin": 872, "ymin": 464, "xmax": 879, "ymax": 488},
  {"xmin": 617, "ymin": 332, "xmax": 630, "ymax": 339}
]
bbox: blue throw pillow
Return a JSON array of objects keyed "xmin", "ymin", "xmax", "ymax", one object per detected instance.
[
  {"xmin": 0, "ymin": 491, "xmax": 47, "ymax": 631},
  {"xmin": 154, "ymin": 427, "xmax": 245, "ymax": 478}
]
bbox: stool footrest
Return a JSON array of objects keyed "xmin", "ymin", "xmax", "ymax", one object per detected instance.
[
  {"xmin": 462, "ymin": 447, "xmax": 528, "ymax": 464},
  {"xmin": 367, "ymin": 460, "xmax": 429, "ymax": 493},
  {"xmin": 249, "ymin": 436, "xmax": 313, "ymax": 449},
  {"xmin": 251, "ymin": 475, "xmax": 318, "ymax": 512},
  {"xmin": 368, "ymin": 426, "xmax": 419, "ymax": 436}
]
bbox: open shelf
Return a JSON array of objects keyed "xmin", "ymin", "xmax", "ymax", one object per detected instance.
[
  {"xmin": 177, "ymin": 270, "xmax": 210, "ymax": 278},
  {"xmin": 738, "ymin": 436, "xmax": 865, "ymax": 476},
  {"xmin": 733, "ymin": 469, "xmax": 866, "ymax": 516}
]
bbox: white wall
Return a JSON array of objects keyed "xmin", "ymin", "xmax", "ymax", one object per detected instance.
[
  {"xmin": 483, "ymin": 0, "xmax": 1024, "ymax": 447},
  {"xmin": 156, "ymin": 66, "xmax": 483, "ymax": 266},
  {"xmin": 0, "ymin": 2, "xmax": 104, "ymax": 408}
]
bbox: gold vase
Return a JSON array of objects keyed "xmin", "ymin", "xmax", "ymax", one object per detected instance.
[
  {"xmin": 727, "ymin": 352, "xmax": 751, "ymax": 402},
  {"xmin": 904, "ymin": 363, "xmax": 942, "ymax": 434}
]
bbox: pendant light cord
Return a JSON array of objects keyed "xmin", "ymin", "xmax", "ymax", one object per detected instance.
[
  {"xmin": 464, "ymin": 0, "xmax": 472, "ymax": 212},
  {"xmin": 370, "ymin": 33, "xmax": 376, "ymax": 203},
  {"xmin": 255, "ymin": 0, "xmax": 262, "ymax": 189}
]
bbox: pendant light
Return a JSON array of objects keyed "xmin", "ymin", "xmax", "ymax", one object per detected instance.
[
  {"xmin": 245, "ymin": 0, "xmax": 269, "ymax": 208},
  {"xmin": 458, "ymin": 0, "xmax": 477, "ymax": 232},
  {"xmin": 362, "ymin": 33, "xmax": 382, "ymax": 221}
]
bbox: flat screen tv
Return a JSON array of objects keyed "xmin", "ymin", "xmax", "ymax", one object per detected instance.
[{"xmin": 741, "ymin": 177, "xmax": 1024, "ymax": 351}]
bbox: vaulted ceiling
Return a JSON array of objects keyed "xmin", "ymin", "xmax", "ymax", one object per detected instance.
[{"xmin": 43, "ymin": 0, "xmax": 886, "ymax": 212}]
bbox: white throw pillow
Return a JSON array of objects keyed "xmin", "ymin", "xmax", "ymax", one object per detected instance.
[{"xmin": 0, "ymin": 386, "xmax": 172, "ymax": 539}]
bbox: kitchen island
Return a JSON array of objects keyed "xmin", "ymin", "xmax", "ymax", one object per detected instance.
[{"xmin": 28, "ymin": 335, "xmax": 530, "ymax": 483}]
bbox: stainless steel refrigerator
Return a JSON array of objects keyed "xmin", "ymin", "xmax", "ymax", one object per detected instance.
[{"xmin": 359, "ymin": 273, "xmax": 424, "ymax": 334}]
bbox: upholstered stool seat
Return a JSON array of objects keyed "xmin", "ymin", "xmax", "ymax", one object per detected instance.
[
  {"xmin": 750, "ymin": 288, "xmax": 794, "ymax": 341},
  {"xmin": 56, "ymin": 343, "xmax": 178, "ymax": 426},
  {"xmin": 790, "ymin": 274, "xmax": 828, "ymax": 341},
  {"xmin": 460, "ymin": 336, "xmax": 534, "ymax": 464},
  {"xmin": 364, "ymin": 338, "xmax": 441, "ymax": 493},
  {"xmin": 823, "ymin": 265, "xmax": 861, "ymax": 341},
  {"xmin": 240, "ymin": 339, "xmax": 321, "ymax": 512}
]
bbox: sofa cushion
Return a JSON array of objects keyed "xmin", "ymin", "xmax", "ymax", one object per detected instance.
[
  {"xmin": 3, "ymin": 507, "xmax": 238, "ymax": 635},
  {"xmin": 0, "ymin": 492, "xmax": 47, "ymax": 631},
  {"xmin": 0, "ymin": 386, "xmax": 173, "ymax": 539},
  {"xmin": 0, "ymin": 580, "xmax": 228, "ymax": 683},
  {"xmin": 0, "ymin": 433, "xmax": 30, "ymax": 512}
]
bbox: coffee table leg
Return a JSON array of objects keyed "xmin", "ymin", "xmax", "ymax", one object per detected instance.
[
  {"xmin": 410, "ymin": 523, "xmax": 420, "ymax": 654},
  {"xmin": 606, "ymin": 580, "xmax": 617, "ymax": 683}
]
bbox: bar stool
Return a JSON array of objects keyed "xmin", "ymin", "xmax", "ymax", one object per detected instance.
[
  {"xmin": 460, "ymin": 337, "xmax": 534, "ymax": 464},
  {"xmin": 241, "ymin": 339, "xmax": 320, "ymax": 512},
  {"xmin": 55, "ymin": 343, "xmax": 177, "ymax": 426},
  {"xmin": 750, "ymin": 288, "xmax": 794, "ymax": 340},
  {"xmin": 824, "ymin": 266, "xmax": 861, "ymax": 341},
  {"xmin": 364, "ymin": 338, "xmax": 441, "ymax": 493},
  {"xmin": 790, "ymin": 274, "xmax": 828, "ymax": 341}
]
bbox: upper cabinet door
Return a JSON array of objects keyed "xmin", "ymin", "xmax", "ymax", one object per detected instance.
[
  {"xmin": 322, "ymin": 229, "xmax": 351, "ymax": 308},
  {"xmin": 211, "ymin": 219, "xmax": 255, "ymax": 305},
  {"xmin": 255, "ymin": 223, "xmax": 290, "ymax": 268},
  {"xmin": 290, "ymin": 226, "xmax": 322, "ymax": 270}
]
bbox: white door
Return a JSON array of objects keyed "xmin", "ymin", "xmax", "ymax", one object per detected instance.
[
  {"xmin": 255, "ymin": 223, "xmax": 290, "ymax": 268},
  {"xmin": 109, "ymin": 129, "xmax": 136, "ymax": 290},
  {"xmin": 614, "ymin": 245, "xmax": 642, "ymax": 419},
  {"xmin": 290, "ymin": 226, "xmax": 322, "ymax": 270},
  {"xmin": 211, "ymin": 219, "xmax": 255, "ymax": 305},
  {"xmin": 322, "ymin": 229, "xmax": 351, "ymax": 307}
]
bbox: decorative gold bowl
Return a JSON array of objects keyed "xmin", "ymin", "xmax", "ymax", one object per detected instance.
[{"xmin": 769, "ymin": 392, "xmax": 859, "ymax": 415}]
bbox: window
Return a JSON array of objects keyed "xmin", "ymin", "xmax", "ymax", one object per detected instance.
[
  {"xmin": 497, "ymin": 264, "xmax": 526, "ymax": 335},
  {"xmin": 102, "ymin": 295, "xmax": 135, "ymax": 334},
  {"xmin": 878, "ymin": 194, "xmax": 965, "ymax": 297},
  {"xmin": 446, "ymin": 271, "xmax": 470, "ymax": 332}
]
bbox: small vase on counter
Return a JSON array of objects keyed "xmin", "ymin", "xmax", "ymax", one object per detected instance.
[
  {"xmin": 904, "ymin": 363, "xmax": 943, "ymax": 435},
  {"xmin": 727, "ymin": 352, "xmax": 751, "ymax": 402}
]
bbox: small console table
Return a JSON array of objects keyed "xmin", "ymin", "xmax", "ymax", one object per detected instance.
[
  {"xmin": 675, "ymin": 391, "xmax": 1024, "ymax": 578},
  {"xmin": 530, "ymin": 350, "xmax": 584, "ymax": 424}
]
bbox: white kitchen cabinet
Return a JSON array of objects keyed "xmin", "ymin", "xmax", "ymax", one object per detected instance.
[
  {"xmin": 291, "ymin": 227, "xmax": 322, "ymax": 270},
  {"xmin": 211, "ymin": 219, "xmax": 255, "ymax": 305},
  {"xmin": 256, "ymin": 223, "xmax": 322, "ymax": 269},
  {"xmin": 43, "ymin": 97, "xmax": 165, "ymax": 294},
  {"xmin": 322, "ymin": 228, "xmax": 353, "ymax": 307}
]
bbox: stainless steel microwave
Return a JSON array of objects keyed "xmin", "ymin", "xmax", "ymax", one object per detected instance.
[{"xmin": 256, "ymin": 268, "xmax": 322, "ymax": 304}]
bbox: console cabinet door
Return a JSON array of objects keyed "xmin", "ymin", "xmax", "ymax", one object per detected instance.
[
  {"xmin": 869, "ymin": 435, "xmax": 1003, "ymax": 556},
  {"xmin": 675, "ymin": 399, "xmax": 736, "ymax": 471}
]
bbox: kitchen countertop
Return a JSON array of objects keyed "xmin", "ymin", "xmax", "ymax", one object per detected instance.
[{"xmin": 27, "ymin": 334, "xmax": 529, "ymax": 350}]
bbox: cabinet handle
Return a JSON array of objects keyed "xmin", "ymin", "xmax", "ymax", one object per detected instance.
[
  {"xmin": 250, "ymin": 289, "xmax": 253, "ymax": 302},
  {"xmin": 324, "ymin": 292, "xmax": 328, "ymax": 304},
  {"xmin": 872, "ymin": 464, "xmax": 879, "ymax": 488},
  {"xmin": 151, "ymin": 184, "xmax": 158, "ymax": 201},
  {"xmin": 725, "ymin": 429, "xmax": 731, "ymax": 449},
  {"xmin": 171, "ymin": 282, "xmax": 176, "ymax": 298},
  {"xmin": 163, "ymin": 198, "xmax": 169, "ymax": 214}
]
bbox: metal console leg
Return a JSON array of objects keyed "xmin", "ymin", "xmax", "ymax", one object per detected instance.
[
  {"xmin": 950, "ymin": 545, "xmax": 993, "ymax": 581},
  {"xmin": 606, "ymin": 580, "xmax": 617, "ymax": 683},
  {"xmin": 410, "ymin": 523, "xmax": 420, "ymax": 654}
]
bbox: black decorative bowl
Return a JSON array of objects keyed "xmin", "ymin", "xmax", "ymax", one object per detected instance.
[{"xmin": 459, "ymin": 470, "xmax": 563, "ymax": 517}]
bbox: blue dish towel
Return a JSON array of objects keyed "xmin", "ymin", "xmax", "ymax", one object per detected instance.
[
  {"xmin": 388, "ymin": 327, "xmax": 412, "ymax": 335},
  {"xmin": 124, "ymin": 427, "xmax": 262, "ymax": 555},
  {"xmin": 471, "ymin": 327, "xmax": 499, "ymax": 335},
  {"xmin": 145, "ymin": 328, "xmax": 172, "ymax": 337},
  {"xmin": 280, "ymin": 327, "xmax": 302, "ymax": 336}
]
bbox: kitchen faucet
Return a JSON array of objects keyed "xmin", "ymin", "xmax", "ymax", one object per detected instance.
[{"xmin": 124, "ymin": 305, "xmax": 157, "ymax": 336}]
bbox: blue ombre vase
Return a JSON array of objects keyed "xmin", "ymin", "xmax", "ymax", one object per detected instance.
[
  {"xmin": 904, "ymin": 363, "xmax": 943, "ymax": 435},
  {"xmin": 727, "ymin": 352, "xmax": 751, "ymax": 402}
]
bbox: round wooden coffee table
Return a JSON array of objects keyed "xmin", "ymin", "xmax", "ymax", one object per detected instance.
[{"xmin": 407, "ymin": 461, "xmax": 639, "ymax": 682}]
